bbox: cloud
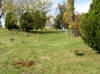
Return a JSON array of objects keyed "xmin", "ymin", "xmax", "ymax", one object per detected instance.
[{"xmin": 75, "ymin": 1, "xmax": 92, "ymax": 14}]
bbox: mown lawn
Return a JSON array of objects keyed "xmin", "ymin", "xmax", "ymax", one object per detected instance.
[{"xmin": 0, "ymin": 29, "xmax": 100, "ymax": 74}]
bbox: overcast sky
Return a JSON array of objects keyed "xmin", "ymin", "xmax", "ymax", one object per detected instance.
[{"xmin": 51, "ymin": 0, "xmax": 92, "ymax": 15}]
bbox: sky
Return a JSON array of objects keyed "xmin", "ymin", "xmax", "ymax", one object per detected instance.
[
  {"xmin": 51, "ymin": 0, "xmax": 92, "ymax": 15},
  {"xmin": 75, "ymin": 0, "xmax": 92, "ymax": 13}
]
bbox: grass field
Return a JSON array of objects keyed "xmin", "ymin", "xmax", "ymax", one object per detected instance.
[{"xmin": 0, "ymin": 28, "xmax": 100, "ymax": 74}]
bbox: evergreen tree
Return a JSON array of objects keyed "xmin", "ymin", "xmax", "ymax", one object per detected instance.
[{"xmin": 81, "ymin": 0, "xmax": 100, "ymax": 51}]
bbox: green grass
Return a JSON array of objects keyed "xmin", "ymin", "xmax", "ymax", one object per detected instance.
[{"xmin": 0, "ymin": 28, "xmax": 100, "ymax": 74}]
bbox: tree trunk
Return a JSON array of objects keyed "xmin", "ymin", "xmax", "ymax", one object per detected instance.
[
  {"xmin": 71, "ymin": 24, "xmax": 79, "ymax": 37},
  {"xmin": 42, "ymin": 25, "xmax": 44, "ymax": 32}
]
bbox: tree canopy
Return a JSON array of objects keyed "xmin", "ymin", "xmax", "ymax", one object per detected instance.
[{"xmin": 2, "ymin": 0, "xmax": 52, "ymax": 32}]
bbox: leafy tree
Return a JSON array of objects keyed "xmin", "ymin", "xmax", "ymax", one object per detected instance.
[
  {"xmin": 58, "ymin": 4, "xmax": 68, "ymax": 29},
  {"xmin": 33, "ymin": 10, "xmax": 47, "ymax": 31},
  {"xmin": 5, "ymin": 12, "xmax": 18, "ymax": 30},
  {"xmin": 40, "ymin": 11, "xmax": 47, "ymax": 31},
  {"xmin": 53, "ymin": 4, "xmax": 68, "ymax": 30},
  {"xmin": 20, "ymin": 12, "xmax": 34, "ymax": 32},
  {"xmin": 54, "ymin": 14, "xmax": 62, "ymax": 30},
  {"xmin": 3, "ymin": 0, "xmax": 51, "ymax": 32},
  {"xmin": 2, "ymin": 0, "xmax": 14, "ymax": 13},
  {"xmin": 33, "ymin": 10, "xmax": 41, "ymax": 30},
  {"xmin": 81, "ymin": 0, "xmax": 100, "ymax": 51},
  {"xmin": 0, "ymin": 0, "xmax": 2, "ymax": 8}
]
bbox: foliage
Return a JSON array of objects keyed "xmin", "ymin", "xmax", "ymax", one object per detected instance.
[
  {"xmin": 63, "ymin": 11, "xmax": 71, "ymax": 28},
  {"xmin": 0, "ymin": 24, "xmax": 2, "ymax": 27},
  {"xmin": 58, "ymin": 4, "xmax": 68, "ymax": 29},
  {"xmin": 19, "ymin": 10, "xmax": 47, "ymax": 32},
  {"xmin": 5, "ymin": 12, "xmax": 18, "ymax": 30},
  {"xmin": 54, "ymin": 4, "xmax": 68, "ymax": 30},
  {"xmin": 3, "ymin": 0, "xmax": 51, "ymax": 32},
  {"xmin": 2, "ymin": 0, "xmax": 14, "ymax": 13},
  {"xmin": 0, "ymin": 1, "xmax": 2, "ymax": 8},
  {"xmin": 81, "ymin": 0, "xmax": 100, "ymax": 51},
  {"xmin": 20, "ymin": 12, "xmax": 34, "ymax": 32},
  {"xmin": 54, "ymin": 14, "xmax": 62, "ymax": 30},
  {"xmin": 75, "ymin": 14, "xmax": 84, "ymax": 35},
  {"xmin": 40, "ymin": 11, "xmax": 47, "ymax": 30},
  {"xmin": 33, "ymin": 10, "xmax": 47, "ymax": 30},
  {"xmin": 64, "ymin": 0, "xmax": 75, "ymax": 28}
]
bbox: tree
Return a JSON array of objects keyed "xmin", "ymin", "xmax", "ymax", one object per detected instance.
[
  {"xmin": 58, "ymin": 4, "xmax": 68, "ymax": 29},
  {"xmin": 20, "ymin": 12, "xmax": 33, "ymax": 32},
  {"xmin": 2, "ymin": 0, "xmax": 14, "ymax": 13},
  {"xmin": 40, "ymin": 11, "xmax": 47, "ymax": 31},
  {"xmin": 33, "ymin": 10, "xmax": 47, "ymax": 31},
  {"xmin": 75, "ymin": 13, "xmax": 84, "ymax": 36},
  {"xmin": 81, "ymin": 0, "xmax": 100, "ymax": 51},
  {"xmin": 54, "ymin": 14, "xmax": 62, "ymax": 30},
  {"xmin": 3, "ymin": 0, "xmax": 51, "ymax": 31},
  {"xmin": 5, "ymin": 12, "xmax": 18, "ymax": 30},
  {"xmin": 64, "ymin": 0, "xmax": 79, "ymax": 37},
  {"xmin": 0, "ymin": 0, "xmax": 1, "ymax": 7}
]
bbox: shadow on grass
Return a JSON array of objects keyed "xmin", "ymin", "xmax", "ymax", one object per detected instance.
[
  {"xmin": 29, "ymin": 30, "xmax": 63, "ymax": 34},
  {"xmin": 8, "ymin": 29, "xmax": 63, "ymax": 34},
  {"xmin": 76, "ymin": 53, "xmax": 85, "ymax": 56},
  {"xmin": 96, "ymin": 51, "xmax": 100, "ymax": 54},
  {"xmin": 0, "ymin": 42, "xmax": 2, "ymax": 44}
]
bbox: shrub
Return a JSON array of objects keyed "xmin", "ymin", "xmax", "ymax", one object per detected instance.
[{"xmin": 81, "ymin": 0, "xmax": 100, "ymax": 51}]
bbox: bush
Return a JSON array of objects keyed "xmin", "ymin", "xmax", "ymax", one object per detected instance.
[
  {"xmin": 5, "ymin": 12, "xmax": 19, "ymax": 30},
  {"xmin": 81, "ymin": 0, "xmax": 100, "ymax": 51}
]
